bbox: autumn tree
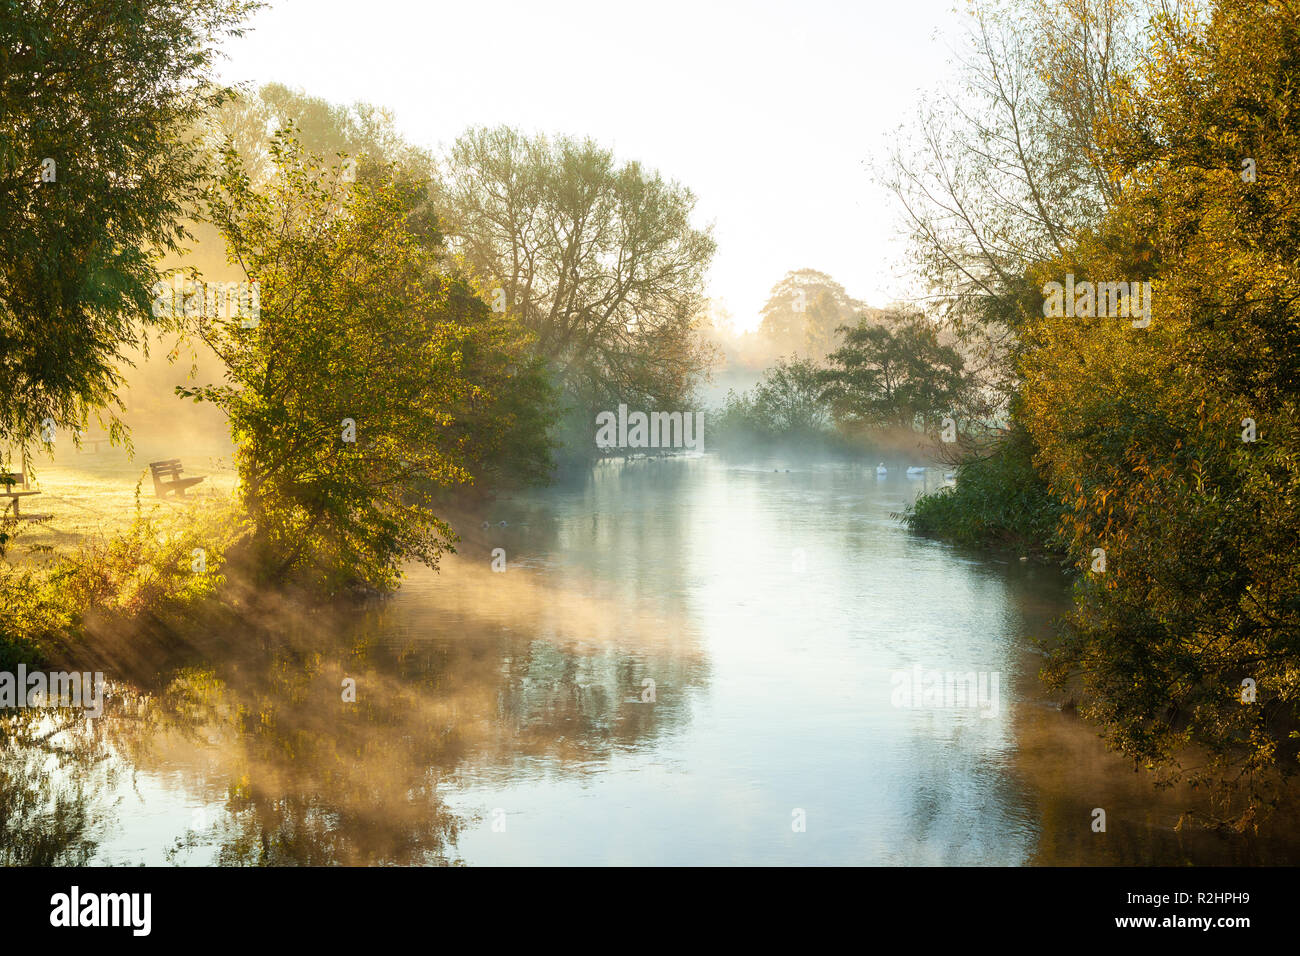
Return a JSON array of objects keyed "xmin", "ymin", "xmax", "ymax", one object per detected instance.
[
  {"xmin": 882, "ymin": 0, "xmax": 1143, "ymax": 402},
  {"xmin": 891, "ymin": 0, "xmax": 1152, "ymax": 551},
  {"xmin": 1023, "ymin": 0, "xmax": 1300, "ymax": 822}
]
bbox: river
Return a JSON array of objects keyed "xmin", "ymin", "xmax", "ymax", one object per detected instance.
[{"xmin": 4, "ymin": 455, "xmax": 1296, "ymax": 865}]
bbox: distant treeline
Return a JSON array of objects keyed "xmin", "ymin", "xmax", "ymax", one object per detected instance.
[{"xmin": 709, "ymin": 309, "xmax": 989, "ymax": 460}]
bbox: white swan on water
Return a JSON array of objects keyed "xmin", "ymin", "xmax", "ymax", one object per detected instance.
[
  {"xmin": 906, "ymin": 466, "xmax": 926, "ymax": 476},
  {"xmin": 876, "ymin": 462, "xmax": 887, "ymax": 476}
]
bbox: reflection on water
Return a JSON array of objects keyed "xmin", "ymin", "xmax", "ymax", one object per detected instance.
[{"xmin": 3, "ymin": 457, "xmax": 1297, "ymax": 865}]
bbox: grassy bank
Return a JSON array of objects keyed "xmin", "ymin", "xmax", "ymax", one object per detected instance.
[{"xmin": 1, "ymin": 449, "xmax": 243, "ymax": 670}]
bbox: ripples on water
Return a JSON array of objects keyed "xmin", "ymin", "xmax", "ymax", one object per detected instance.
[{"xmin": 3, "ymin": 457, "xmax": 1297, "ymax": 865}]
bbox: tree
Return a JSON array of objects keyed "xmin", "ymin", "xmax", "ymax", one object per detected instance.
[
  {"xmin": 435, "ymin": 304, "xmax": 558, "ymax": 492},
  {"xmin": 0, "ymin": 0, "xmax": 256, "ymax": 459},
  {"xmin": 751, "ymin": 357, "xmax": 832, "ymax": 435},
  {"xmin": 821, "ymin": 313, "xmax": 978, "ymax": 435},
  {"xmin": 882, "ymin": 0, "xmax": 1145, "ymax": 405},
  {"xmin": 889, "ymin": 0, "xmax": 1153, "ymax": 554},
  {"xmin": 1021, "ymin": 0, "xmax": 1300, "ymax": 823},
  {"xmin": 194, "ymin": 131, "xmax": 539, "ymax": 592},
  {"xmin": 209, "ymin": 83, "xmax": 435, "ymax": 187},
  {"xmin": 757, "ymin": 269, "xmax": 874, "ymax": 361},
  {"xmin": 437, "ymin": 126, "xmax": 717, "ymax": 417}
]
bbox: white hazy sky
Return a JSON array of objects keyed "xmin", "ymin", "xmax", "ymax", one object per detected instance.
[{"xmin": 216, "ymin": 0, "xmax": 968, "ymax": 331}]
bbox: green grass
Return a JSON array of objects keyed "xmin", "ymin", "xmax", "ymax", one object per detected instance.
[
  {"xmin": 4, "ymin": 442, "xmax": 238, "ymax": 561},
  {"xmin": 1, "ymin": 444, "xmax": 243, "ymax": 668}
]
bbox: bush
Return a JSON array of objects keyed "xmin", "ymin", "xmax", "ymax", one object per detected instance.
[{"xmin": 901, "ymin": 424, "xmax": 1063, "ymax": 553}]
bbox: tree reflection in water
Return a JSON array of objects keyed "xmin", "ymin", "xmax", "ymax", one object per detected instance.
[{"xmin": 0, "ymin": 544, "xmax": 704, "ymax": 865}]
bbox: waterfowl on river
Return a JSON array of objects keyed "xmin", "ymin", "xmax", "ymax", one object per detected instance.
[{"xmin": 876, "ymin": 463, "xmax": 888, "ymax": 476}]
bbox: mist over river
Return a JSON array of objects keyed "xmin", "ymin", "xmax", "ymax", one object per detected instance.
[{"xmin": 7, "ymin": 456, "xmax": 1297, "ymax": 865}]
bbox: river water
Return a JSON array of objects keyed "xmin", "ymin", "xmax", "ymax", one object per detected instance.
[{"xmin": 4, "ymin": 456, "xmax": 1296, "ymax": 865}]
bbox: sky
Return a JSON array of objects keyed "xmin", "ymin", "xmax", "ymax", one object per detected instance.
[{"xmin": 216, "ymin": 0, "xmax": 968, "ymax": 332}]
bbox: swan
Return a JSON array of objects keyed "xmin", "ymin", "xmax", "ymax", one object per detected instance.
[
  {"xmin": 906, "ymin": 466, "xmax": 926, "ymax": 476},
  {"xmin": 876, "ymin": 462, "xmax": 887, "ymax": 476}
]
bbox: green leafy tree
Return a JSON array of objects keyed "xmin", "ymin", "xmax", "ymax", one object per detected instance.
[
  {"xmin": 821, "ymin": 313, "xmax": 978, "ymax": 435},
  {"xmin": 436, "ymin": 306, "xmax": 557, "ymax": 493},
  {"xmin": 752, "ymin": 357, "xmax": 831, "ymax": 434},
  {"xmin": 0, "ymin": 0, "xmax": 256, "ymax": 457},
  {"xmin": 194, "ymin": 132, "xmax": 529, "ymax": 592}
]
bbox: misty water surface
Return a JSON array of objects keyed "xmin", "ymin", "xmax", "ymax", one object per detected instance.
[{"xmin": 4, "ymin": 457, "xmax": 1296, "ymax": 865}]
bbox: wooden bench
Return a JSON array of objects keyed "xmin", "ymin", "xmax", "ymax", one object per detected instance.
[
  {"xmin": 149, "ymin": 459, "xmax": 205, "ymax": 498},
  {"xmin": 1, "ymin": 470, "xmax": 51, "ymax": 521}
]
